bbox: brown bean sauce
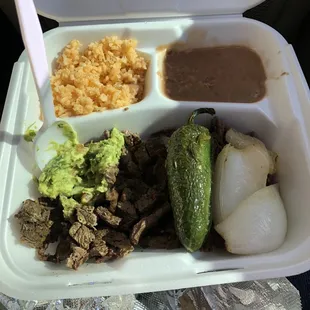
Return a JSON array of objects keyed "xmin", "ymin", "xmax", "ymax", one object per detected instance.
[{"xmin": 163, "ymin": 45, "xmax": 267, "ymax": 103}]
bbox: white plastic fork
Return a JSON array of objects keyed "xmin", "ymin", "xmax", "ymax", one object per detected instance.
[{"xmin": 15, "ymin": 0, "xmax": 74, "ymax": 171}]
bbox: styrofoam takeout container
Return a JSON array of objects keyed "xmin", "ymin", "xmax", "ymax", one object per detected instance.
[{"xmin": 1, "ymin": 0, "xmax": 310, "ymax": 301}]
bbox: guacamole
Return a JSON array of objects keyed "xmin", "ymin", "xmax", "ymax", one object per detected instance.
[
  {"xmin": 24, "ymin": 123, "xmax": 38, "ymax": 142},
  {"xmin": 38, "ymin": 140, "xmax": 88, "ymax": 199},
  {"xmin": 38, "ymin": 127, "xmax": 125, "ymax": 201},
  {"xmin": 60, "ymin": 195, "xmax": 80, "ymax": 219},
  {"xmin": 57, "ymin": 121, "xmax": 78, "ymax": 143},
  {"xmin": 83, "ymin": 129, "xmax": 124, "ymax": 193}
]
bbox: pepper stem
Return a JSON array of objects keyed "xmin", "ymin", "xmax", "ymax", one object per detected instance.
[{"xmin": 188, "ymin": 108, "xmax": 216, "ymax": 125}]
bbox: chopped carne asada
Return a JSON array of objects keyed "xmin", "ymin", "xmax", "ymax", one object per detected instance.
[
  {"xmin": 133, "ymin": 143, "xmax": 151, "ymax": 169},
  {"xmin": 210, "ymin": 116, "xmax": 227, "ymax": 160},
  {"xmin": 19, "ymin": 221, "xmax": 53, "ymax": 248},
  {"xmin": 117, "ymin": 201, "xmax": 137, "ymax": 218},
  {"xmin": 105, "ymin": 188, "xmax": 119, "ymax": 213},
  {"xmin": 15, "ymin": 199, "xmax": 51, "ymax": 224},
  {"xmin": 55, "ymin": 238, "xmax": 72, "ymax": 262},
  {"xmin": 67, "ymin": 245, "xmax": 89, "ymax": 270},
  {"xmin": 140, "ymin": 233, "xmax": 181, "ymax": 250},
  {"xmin": 145, "ymin": 135, "xmax": 169, "ymax": 158},
  {"xmin": 104, "ymin": 230, "xmax": 134, "ymax": 257},
  {"xmin": 15, "ymin": 129, "xmax": 178, "ymax": 269},
  {"xmin": 119, "ymin": 187, "xmax": 134, "ymax": 203},
  {"xmin": 134, "ymin": 188, "xmax": 159, "ymax": 214},
  {"xmin": 90, "ymin": 244, "xmax": 109, "ymax": 257},
  {"xmin": 130, "ymin": 202, "xmax": 171, "ymax": 245},
  {"xmin": 123, "ymin": 131, "xmax": 141, "ymax": 150},
  {"xmin": 95, "ymin": 248, "xmax": 116, "ymax": 264},
  {"xmin": 15, "ymin": 126, "xmax": 224, "ymax": 270},
  {"xmin": 15, "ymin": 199, "xmax": 53, "ymax": 248},
  {"xmin": 96, "ymin": 206, "xmax": 122, "ymax": 228},
  {"xmin": 105, "ymin": 230, "xmax": 132, "ymax": 249},
  {"xmin": 69, "ymin": 222, "xmax": 95, "ymax": 250},
  {"xmin": 104, "ymin": 166, "xmax": 119, "ymax": 186},
  {"xmin": 76, "ymin": 205, "xmax": 97, "ymax": 228},
  {"xmin": 120, "ymin": 151, "xmax": 141, "ymax": 178}
]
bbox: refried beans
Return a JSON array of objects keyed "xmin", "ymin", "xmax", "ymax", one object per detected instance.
[{"xmin": 163, "ymin": 45, "xmax": 267, "ymax": 103}]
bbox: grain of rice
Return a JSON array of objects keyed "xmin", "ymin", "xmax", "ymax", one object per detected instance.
[{"xmin": 51, "ymin": 36, "xmax": 148, "ymax": 117}]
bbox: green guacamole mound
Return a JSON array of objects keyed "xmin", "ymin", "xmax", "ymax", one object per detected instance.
[
  {"xmin": 38, "ymin": 140, "xmax": 88, "ymax": 199},
  {"xmin": 38, "ymin": 127, "xmax": 125, "ymax": 202}
]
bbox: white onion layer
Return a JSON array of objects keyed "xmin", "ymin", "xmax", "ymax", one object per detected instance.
[
  {"xmin": 215, "ymin": 184, "xmax": 287, "ymax": 255},
  {"xmin": 212, "ymin": 143, "xmax": 271, "ymax": 224}
]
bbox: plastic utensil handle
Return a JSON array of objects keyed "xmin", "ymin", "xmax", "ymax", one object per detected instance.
[{"xmin": 14, "ymin": 0, "xmax": 55, "ymax": 128}]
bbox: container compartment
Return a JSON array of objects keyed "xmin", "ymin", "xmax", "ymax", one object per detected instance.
[
  {"xmin": 157, "ymin": 18, "xmax": 293, "ymax": 107},
  {"xmin": 22, "ymin": 23, "xmax": 182, "ymax": 122},
  {"xmin": 3, "ymin": 103, "xmax": 310, "ymax": 300},
  {"xmin": 1, "ymin": 16, "xmax": 310, "ymax": 300}
]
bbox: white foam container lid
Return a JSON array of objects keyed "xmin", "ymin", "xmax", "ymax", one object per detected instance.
[{"xmin": 1, "ymin": 0, "xmax": 310, "ymax": 301}]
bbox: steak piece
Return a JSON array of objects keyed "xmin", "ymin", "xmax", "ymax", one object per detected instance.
[
  {"xmin": 145, "ymin": 135, "xmax": 169, "ymax": 158},
  {"xmin": 123, "ymin": 131, "xmax": 141, "ymax": 149},
  {"xmin": 47, "ymin": 221, "xmax": 64, "ymax": 244},
  {"xmin": 59, "ymin": 221, "xmax": 70, "ymax": 238},
  {"xmin": 96, "ymin": 206, "xmax": 122, "ymax": 228},
  {"xmin": 38, "ymin": 197, "xmax": 60, "ymax": 209},
  {"xmin": 119, "ymin": 218, "xmax": 137, "ymax": 232},
  {"xmin": 104, "ymin": 166, "xmax": 119, "ymax": 186},
  {"xmin": 36, "ymin": 246, "xmax": 49, "ymax": 262},
  {"xmin": 105, "ymin": 230, "xmax": 132, "ymax": 248},
  {"xmin": 210, "ymin": 116, "xmax": 226, "ymax": 144},
  {"xmin": 15, "ymin": 199, "xmax": 50, "ymax": 224},
  {"xmin": 66, "ymin": 245, "xmax": 89, "ymax": 270},
  {"xmin": 95, "ymin": 248, "xmax": 116, "ymax": 264},
  {"xmin": 20, "ymin": 221, "xmax": 53, "ymax": 248},
  {"xmin": 55, "ymin": 238, "xmax": 72, "ymax": 262},
  {"xmin": 120, "ymin": 150, "xmax": 131, "ymax": 166},
  {"xmin": 120, "ymin": 152, "xmax": 141, "ymax": 178},
  {"xmin": 117, "ymin": 246, "xmax": 134, "ymax": 258},
  {"xmin": 93, "ymin": 228, "xmax": 109, "ymax": 240},
  {"xmin": 210, "ymin": 116, "xmax": 227, "ymax": 160},
  {"xmin": 153, "ymin": 157, "xmax": 167, "ymax": 189},
  {"xmin": 106, "ymin": 188, "xmax": 119, "ymax": 213},
  {"xmin": 133, "ymin": 143, "xmax": 150, "ymax": 169},
  {"xmin": 148, "ymin": 214, "xmax": 175, "ymax": 236},
  {"xmin": 104, "ymin": 230, "xmax": 134, "ymax": 256},
  {"xmin": 39, "ymin": 238, "xmax": 73, "ymax": 263},
  {"xmin": 117, "ymin": 201, "xmax": 138, "ymax": 231},
  {"xmin": 130, "ymin": 221, "xmax": 146, "ymax": 246},
  {"xmin": 15, "ymin": 200, "xmax": 53, "ymax": 248},
  {"xmin": 140, "ymin": 234, "xmax": 181, "ymax": 250},
  {"xmin": 130, "ymin": 202, "xmax": 171, "ymax": 245},
  {"xmin": 116, "ymin": 178, "xmax": 149, "ymax": 196},
  {"xmin": 89, "ymin": 230, "xmax": 109, "ymax": 258},
  {"xmin": 117, "ymin": 201, "xmax": 137, "ymax": 218},
  {"xmin": 69, "ymin": 222, "xmax": 95, "ymax": 250},
  {"xmin": 126, "ymin": 160, "xmax": 141, "ymax": 178},
  {"xmin": 134, "ymin": 188, "xmax": 159, "ymax": 214},
  {"xmin": 119, "ymin": 187, "xmax": 133, "ymax": 203},
  {"xmin": 89, "ymin": 244, "xmax": 109, "ymax": 258},
  {"xmin": 102, "ymin": 130, "xmax": 111, "ymax": 140},
  {"xmin": 76, "ymin": 205, "xmax": 97, "ymax": 228}
]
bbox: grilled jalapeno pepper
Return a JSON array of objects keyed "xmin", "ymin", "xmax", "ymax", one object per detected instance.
[{"xmin": 167, "ymin": 108, "xmax": 215, "ymax": 252}]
